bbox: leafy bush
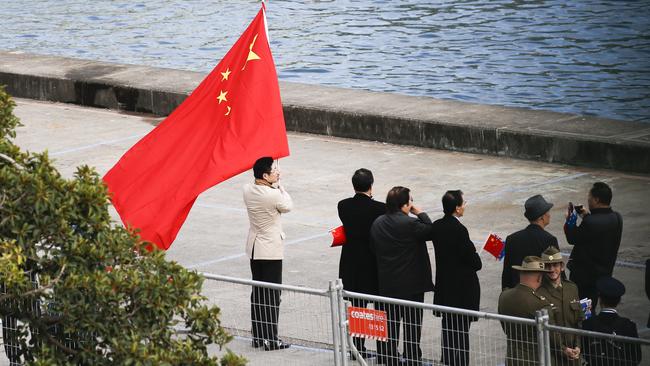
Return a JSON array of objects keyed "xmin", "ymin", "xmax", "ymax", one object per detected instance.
[{"xmin": 0, "ymin": 87, "xmax": 245, "ymax": 366}]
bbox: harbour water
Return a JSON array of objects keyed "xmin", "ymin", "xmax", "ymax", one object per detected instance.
[{"xmin": 1, "ymin": 1, "xmax": 649, "ymax": 122}]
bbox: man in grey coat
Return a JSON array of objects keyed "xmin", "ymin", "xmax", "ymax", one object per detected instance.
[{"xmin": 370, "ymin": 186, "xmax": 434, "ymax": 366}]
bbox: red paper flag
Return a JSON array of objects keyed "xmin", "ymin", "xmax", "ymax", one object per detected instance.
[
  {"xmin": 330, "ymin": 225, "xmax": 347, "ymax": 247},
  {"xmin": 483, "ymin": 233, "xmax": 505, "ymax": 260},
  {"xmin": 103, "ymin": 5, "xmax": 288, "ymax": 250}
]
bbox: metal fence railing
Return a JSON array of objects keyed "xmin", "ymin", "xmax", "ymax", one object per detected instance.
[
  {"xmin": 341, "ymin": 289, "xmax": 540, "ymax": 366},
  {"xmin": 2, "ymin": 275, "xmax": 648, "ymax": 366},
  {"xmin": 199, "ymin": 273, "xmax": 338, "ymax": 366}
]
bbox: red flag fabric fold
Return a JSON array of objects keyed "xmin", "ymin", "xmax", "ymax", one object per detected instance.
[{"xmin": 103, "ymin": 6, "xmax": 289, "ymax": 250}]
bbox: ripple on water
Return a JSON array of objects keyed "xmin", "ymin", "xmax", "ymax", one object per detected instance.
[{"xmin": 0, "ymin": 0, "xmax": 648, "ymax": 122}]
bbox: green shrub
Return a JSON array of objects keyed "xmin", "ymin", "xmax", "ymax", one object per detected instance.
[{"xmin": 0, "ymin": 86, "xmax": 245, "ymax": 366}]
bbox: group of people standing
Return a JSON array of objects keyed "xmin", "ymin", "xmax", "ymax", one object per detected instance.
[
  {"xmin": 241, "ymin": 157, "xmax": 641, "ymax": 366},
  {"xmin": 338, "ymin": 169, "xmax": 480, "ymax": 366},
  {"xmin": 497, "ymin": 184, "xmax": 641, "ymax": 366}
]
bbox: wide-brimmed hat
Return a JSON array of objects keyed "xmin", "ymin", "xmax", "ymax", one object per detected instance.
[
  {"xmin": 524, "ymin": 195, "xmax": 554, "ymax": 221},
  {"xmin": 596, "ymin": 276, "xmax": 626, "ymax": 298},
  {"xmin": 512, "ymin": 256, "xmax": 552, "ymax": 272},
  {"xmin": 541, "ymin": 246, "xmax": 563, "ymax": 264}
]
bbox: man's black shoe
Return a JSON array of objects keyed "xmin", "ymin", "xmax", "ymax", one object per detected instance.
[
  {"xmin": 351, "ymin": 349, "xmax": 377, "ymax": 360},
  {"xmin": 263, "ymin": 339, "xmax": 291, "ymax": 351},
  {"xmin": 251, "ymin": 339, "xmax": 264, "ymax": 348}
]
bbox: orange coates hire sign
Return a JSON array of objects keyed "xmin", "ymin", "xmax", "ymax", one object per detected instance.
[{"xmin": 347, "ymin": 306, "xmax": 388, "ymax": 341}]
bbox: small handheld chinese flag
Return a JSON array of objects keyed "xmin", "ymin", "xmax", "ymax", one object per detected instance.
[
  {"xmin": 330, "ymin": 225, "xmax": 347, "ymax": 247},
  {"xmin": 483, "ymin": 233, "xmax": 505, "ymax": 260},
  {"xmin": 103, "ymin": 4, "xmax": 288, "ymax": 250}
]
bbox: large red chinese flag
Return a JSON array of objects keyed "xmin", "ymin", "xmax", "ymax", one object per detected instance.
[{"xmin": 103, "ymin": 5, "xmax": 288, "ymax": 250}]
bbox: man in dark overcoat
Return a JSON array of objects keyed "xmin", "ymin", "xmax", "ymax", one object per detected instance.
[
  {"xmin": 370, "ymin": 186, "xmax": 434, "ymax": 366},
  {"xmin": 430, "ymin": 190, "xmax": 482, "ymax": 366},
  {"xmin": 566, "ymin": 182, "xmax": 623, "ymax": 310},
  {"xmin": 502, "ymin": 194, "xmax": 559, "ymax": 290},
  {"xmin": 338, "ymin": 168, "xmax": 386, "ymax": 358}
]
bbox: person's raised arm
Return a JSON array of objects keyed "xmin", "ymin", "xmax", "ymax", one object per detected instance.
[
  {"xmin": 275, "ymin": 185, "xmax": 293, "ymax": 213},
  {"xmin": 410, "ymin": 205, "xmax": 432, "ymax": 240}
]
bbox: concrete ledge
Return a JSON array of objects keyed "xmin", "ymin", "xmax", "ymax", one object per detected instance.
[{"xmin": 1, "ymin": 51, "xmax": 649, "ymax": 173}]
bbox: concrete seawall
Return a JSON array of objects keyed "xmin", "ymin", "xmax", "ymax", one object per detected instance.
[{"xmin": 1, "ymin": 50, "xmax": 649, "ymax": 173}]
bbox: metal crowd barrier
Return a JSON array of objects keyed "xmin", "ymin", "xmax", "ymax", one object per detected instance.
[
  {"xmin": 2, "ymin": 275, "xmax": 649, "ymax": 366},
  {"xmin": 197, "ymin": 275, "xmax": 648, "ymax": 366}
]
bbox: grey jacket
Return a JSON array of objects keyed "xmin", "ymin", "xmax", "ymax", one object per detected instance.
[{"xmin": 370, "ymin": 211, "xmax": 434, "ymax": 297}]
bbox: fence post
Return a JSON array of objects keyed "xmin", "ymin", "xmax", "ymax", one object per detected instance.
[
  {"xmin": 541, "ymin": 309, "xmax": 552, "ymax": 366},
  {"xmin": 329, "ymin": 280, "xmax": 342, "ymax": 366},
  {"xmin": 535, "ymin": 309, "xmax": 551, "ymax": 366},
  {"xmin": 335, "ymin": 278, "xmax": 349, "ymax": 366}
]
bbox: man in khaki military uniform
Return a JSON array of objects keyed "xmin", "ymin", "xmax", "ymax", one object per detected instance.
[
  {"xmin": 498, "ymin": 256, "xmax": 555, "ymax": 366},
  {"xmin": 537, "ymin": 246, "xmax": 583, "ymax": 365}
]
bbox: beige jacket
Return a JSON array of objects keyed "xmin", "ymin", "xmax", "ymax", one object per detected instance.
[{"xmin": 243, "ymin": 183, "xmax": 293, "ymax": 260}]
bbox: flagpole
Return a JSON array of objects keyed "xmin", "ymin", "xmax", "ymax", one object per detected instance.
[
  {"xmin": 478, "ymin": 232, "xmax": 490, "ymax": 256},
  {"xmin": 261, "ymin": 0, "xmax": 270, "ymax": 44}
]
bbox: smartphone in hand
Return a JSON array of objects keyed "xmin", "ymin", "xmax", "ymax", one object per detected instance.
[{"xmin": 575, "ymin": 205, "xmax": 584, "ymax": 214}]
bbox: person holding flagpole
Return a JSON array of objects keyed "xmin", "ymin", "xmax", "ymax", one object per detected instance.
[{"xmin": 244, "ymin": 157, "xmax": 293, "ymax": 351}]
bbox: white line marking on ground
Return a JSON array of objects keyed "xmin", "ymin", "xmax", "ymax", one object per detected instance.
[
  {"xmin": 50, "ymin": 133, "xmax": 147, "ymax": 156},
  {"xmin": 184, "ymin": 232, "xmax": 330, "ymax": 269},
  {"xmin": 195, "ymin": 202, "xmax": 247, "ymax": 213}
]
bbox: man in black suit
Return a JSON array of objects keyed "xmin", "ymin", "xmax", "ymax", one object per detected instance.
[
  {"xmin": 566, "ymin": 182, "xmax": 623, "ymax": 311},
  {"xmin": 430, "ymin": 190, "xmax": 482, "ymax": 366},
  {"xmin": 502, "ymin": 195, "xmax": 559, "ymax": 290},
  {"xmin": 582, "ymin": 277, "xmax": 642, "ymax": 366},
  {"xmin": 338, "ymin": 168, "xmax": 386, "ymax": 358},
  {"xmin": 370, "ymin": 186, "xmax": 434, "ymax": 366}
]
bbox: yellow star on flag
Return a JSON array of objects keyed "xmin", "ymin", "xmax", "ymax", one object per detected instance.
[
  {"xmin": 221, "ymin": 68, "xmax": 231, "ymax": 81},
  {"xmin": 225, "ymin": 106, "xmax": 231, "ymax": 116},
  {"xmin": 217, "ymin": 90, "xmax": 228, "ymax": 104},
  {"xmin": 242, "ymin": 34, "xmax": 261, "ymax": 70}
]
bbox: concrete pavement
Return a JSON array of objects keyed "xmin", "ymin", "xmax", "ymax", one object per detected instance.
[{"xmin": 5, "ymin": 98, "xmax": 650, "ymax": 365}]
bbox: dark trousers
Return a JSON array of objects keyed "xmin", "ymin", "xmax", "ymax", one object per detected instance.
[
  {"xmin": 570, "ymin": 272, "xmax": 599, "ymax": 311},
  {"xmin": 441, "ymin": 313, "xmax": 471, "ymax": 366},
  {"xmin": 250, "ymin": 259, "xmax": 282, "ymax": 342},
  {"xmin": 377, "ymin": 293, "xmax": 425, "ymax": 366}
]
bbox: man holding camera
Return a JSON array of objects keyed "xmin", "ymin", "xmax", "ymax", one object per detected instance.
[{"xmin": 565, "ymin": 182, "xmax": 623, "ymax": 311}]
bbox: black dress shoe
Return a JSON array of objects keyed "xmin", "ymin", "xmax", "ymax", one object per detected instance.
[
  {"xmin": 351, "ymin": 349, "xmax": 376, "ymax": 360},
  {"xmin": 263, "ymin": 339, "xmax": 291, "ymax": 351},
  {"xmin": 251, "ymin": 339, "xmax": 264, "ymax": 348}
]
